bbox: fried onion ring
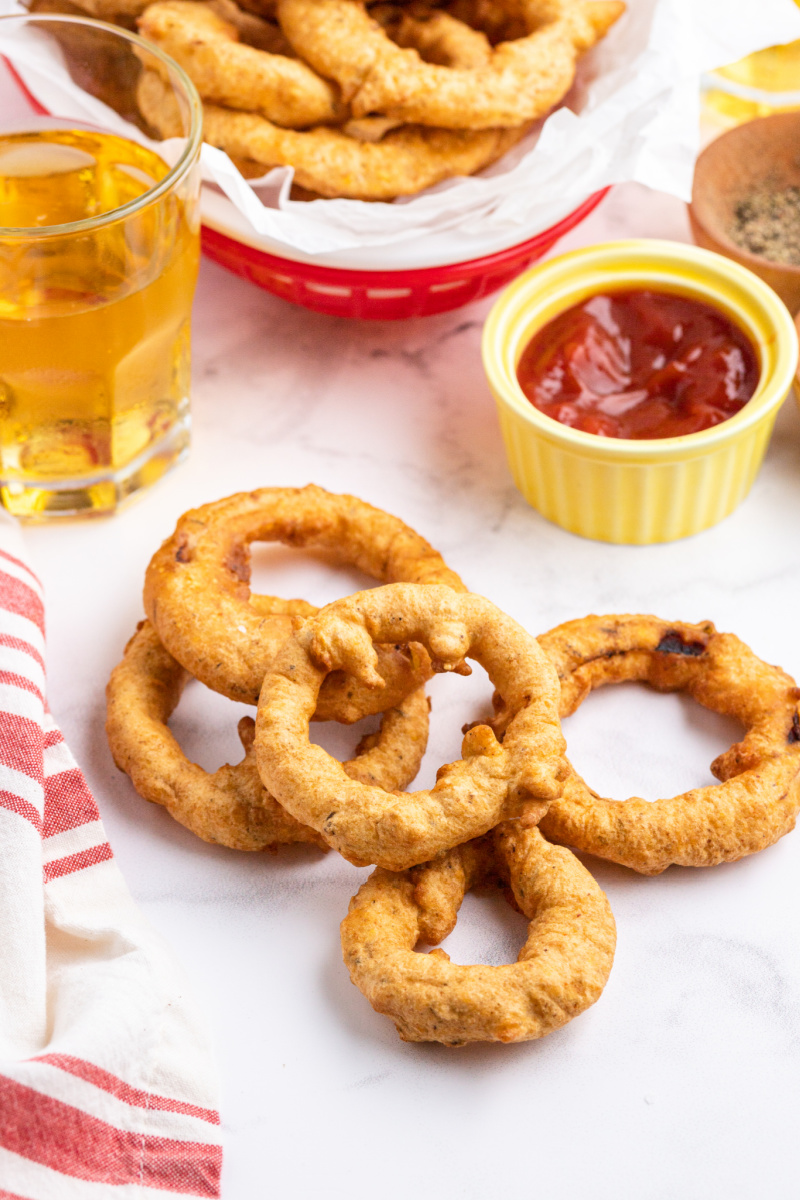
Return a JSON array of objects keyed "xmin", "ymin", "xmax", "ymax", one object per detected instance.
[
  {"xmin": 106, "ymin": 621, "xmax": 431, "ymax": 851},
  {"xmin": 340, "ymin": 823, "xmax": 616, "ymax": 1044},
  {"xmin": 276, "ymin": 0, "xmax": 625, "ymax": 129},
  {"xmin": 536, "ymin": 614, "xmax": 800, "ymax": 875},
  {"xmin": 143, "ymin": 486, "xmax": 465, "ymax": 720},
  {"xmin": 137, "ymin": 69, "xmax": 528, "ymax": 199},
  {"xmin": 254, "ymin": 584, "xmax": 567, "ymax": 869},
  {"xmin": 138, "ymin": 1, "xmax": 343, "ymax": 128}
]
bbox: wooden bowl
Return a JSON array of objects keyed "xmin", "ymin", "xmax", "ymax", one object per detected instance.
[{"xmin": 689, "ymin": 112, "xmax": 800, "ymax": 314}]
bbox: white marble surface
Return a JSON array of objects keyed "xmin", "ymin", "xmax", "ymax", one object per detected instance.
[{"xmin": 20, "ymin": 183, "xmax": 800, "ymax": 1199}]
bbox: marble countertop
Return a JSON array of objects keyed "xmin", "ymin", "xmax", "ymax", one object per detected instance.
[{"xmin": 22, "ymin": 183, "xmax": 800, "ymax": 1200}]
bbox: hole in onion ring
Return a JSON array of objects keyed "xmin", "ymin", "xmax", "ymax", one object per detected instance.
[
  {"xmin": 561, "ymin": 682, "xmax": 745, "ymax": 803},
  {"xmin": 416, "ymin": 889, "xmax": 530, "ymax": 966},
  {"xmin": 247, "ymin": 542, "xmax": 376, "ymax": 609},
  {"xmin": 169, "ymin": 664, "xmax": 385, "ymax": 774},
  {"xmin": 169, "ymin": 643, "xmax": 383, "ymax": 769},
  {"xmin": 412, "ymin": 660, "xmax": 496, "ymax": 791},
  {"xmin": 309, "ymin": 712, "xmax": 379, "ymax": 763},
  {"xmin": 168, "ymin": 676, "xmax": 253, "ymax": 774}
]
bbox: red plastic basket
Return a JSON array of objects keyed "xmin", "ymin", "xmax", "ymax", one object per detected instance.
[{"xmin": 201, "ymin": 188, "xmax": 609, "ymax": 320}]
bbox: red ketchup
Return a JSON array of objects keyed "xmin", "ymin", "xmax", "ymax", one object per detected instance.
[{"xmin": 516, "ymin": 289, "xmax": 760, "ymax": 439}]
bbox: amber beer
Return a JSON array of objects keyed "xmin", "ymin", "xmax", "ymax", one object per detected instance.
[{"xmin": 0, "ymin": 14, "xmax": 201, "ymax": 518}]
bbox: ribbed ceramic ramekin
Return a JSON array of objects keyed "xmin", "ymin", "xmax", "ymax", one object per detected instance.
[{"xmin": 482, "ymin": 240, "xmax": 799, "ymax": 544}]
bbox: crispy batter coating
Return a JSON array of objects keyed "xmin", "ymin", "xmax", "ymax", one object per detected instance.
[
  {"xmin": 143, "ymin": 485, "xmax": 465, "ymax": 719},
  {"xmin": 276, "ymin": 0, "xmax": 625, "ymax": 129},
  {"xmin": 106, "ymin": 621, "xmax": 430, "ymax": 851},
  {"xmin": 341, "ymin": 824, "xmax": 616, "ymax": 1044},
  {"xmin": 537, "ymin": 614, "xmax": 800, "ymax": 874},
  {"xmin": 138, "ymin": 1, "xmax": 343, "ymax": 127},
  {"xmin": 255, "ymin": 584, "xmax": 567, "ymax": 869},
  {"xmin": 137, "ymin": 69, "xmax": 528, "ymax": 199}
]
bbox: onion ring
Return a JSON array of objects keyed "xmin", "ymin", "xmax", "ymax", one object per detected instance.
[
  {"xmin": 138, "ymin": 1, "xmax": 344, "ymax": 128},
  {"xmin": 106, "ymin": 621, "xmax": 431, "ymax": 851},
  {"xmin": 536, "ymin": 614, "xmax": 800, "ymax": 875},
  {"xmin": 137, "ymin": 69, "xmax": 528, "ymax": 199},
  {"xmin": 276, "ymin": 0, "xmax": 625, "ymax": 129},
  {"xmin": 254, "ymin": 583, "xmax": 567, "ymax": 869},
  {"xmin": 143, "ymin": 485, "xmax": 465, "ymax": 720},
  {"xmin": 340, "ymin": 823, "xmax": 616, "ymax": 1044}
]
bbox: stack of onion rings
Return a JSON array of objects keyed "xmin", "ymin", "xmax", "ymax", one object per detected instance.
[
  {"xmin": 109, "ymin": 487, "xmax": 464, "ymax": 856},
  {"xmin": 136, "ymin": 67, "xmax": 528, "ymax": 200},
  {"xmin": 106, "ymin": 482, "xmax": 800, "ymax": 1048},
  {"xmin": 125, "ymin": 0, "xmax": 625, "ymax": 198},
  {"xmin": 276, "ymin": 0, "xmax": 625, "ymax": 129},
  {"xmin": 60, "ymin": 0, "xmax": 625, "ymax": 199}
]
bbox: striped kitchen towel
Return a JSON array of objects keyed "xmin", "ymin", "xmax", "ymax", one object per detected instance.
[{"xmin": 0, "ymin": 518, "xmax": 222, "ymax": 1199}]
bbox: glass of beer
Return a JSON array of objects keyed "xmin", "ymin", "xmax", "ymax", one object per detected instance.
[{"xmin": 0, "ymin": 13, "xmax": 202, "ymax": 519}]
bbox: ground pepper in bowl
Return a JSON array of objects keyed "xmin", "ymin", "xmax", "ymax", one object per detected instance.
[{"xmin": 730, "ymin": 186, "xmax": 800, "ymax": 267}]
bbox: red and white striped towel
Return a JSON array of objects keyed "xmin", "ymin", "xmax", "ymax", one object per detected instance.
[{"xmin": 0, "ymin": 520, "xmax": 222, "ymax": 1199}]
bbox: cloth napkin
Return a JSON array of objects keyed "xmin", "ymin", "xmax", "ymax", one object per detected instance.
[{"xmin": 0, "ymin": 518, "xmax": 222, "ymax": 1199}]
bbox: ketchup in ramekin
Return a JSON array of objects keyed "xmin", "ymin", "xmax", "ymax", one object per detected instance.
[
  {"xmin": 516, "ymin": 289, "xmax": 759, "ymax": 439},
  {"xmin": 483, "ymin": 239, "xmax": 798, "ymax": 543}
]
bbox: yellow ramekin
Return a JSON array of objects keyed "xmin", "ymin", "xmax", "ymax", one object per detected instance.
[{"xmin": 482, "ymin": 239, "xmax": 798, "ymax": 544}]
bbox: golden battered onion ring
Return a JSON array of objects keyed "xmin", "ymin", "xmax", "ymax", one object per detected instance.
[
  {"xmin": 341, "ymin": 823, "xmax": 616, "ymax": 1044},
  {"xmin": 537, "ymin": 614, "xmax": 800, "ymax": 875},
  {"xmin": 137, "ymin": 70, "xmax": 527, "ymax": 200},
  {"xmin": 254, "ymin": 584, "xmax": 567, "ymax": 870},
  {"xmin": 143, "ymin": 486, "xmax": 465, "ymax": 720},
  {"xmin": 106, "ymin": 621, "xmax": 431, "ymax": 851},
  {"xmin": 138, "ymin": 1, "xmax": 343, "ymax": 128},
  {"xmin": 276, "ymin": 0, "xmax": 625, "ymax": 129}
]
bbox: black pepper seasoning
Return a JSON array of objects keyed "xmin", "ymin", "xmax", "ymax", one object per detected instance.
[{"xmin": 730, "ymin": 185, "xmax": 800, "ymax": 266}]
